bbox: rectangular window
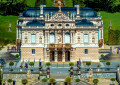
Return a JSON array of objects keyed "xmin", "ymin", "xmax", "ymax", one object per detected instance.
[
  {"xmin": 84, "ymin": 49, "xmax": 88, "ymax": 54},
  {"xmin": 84, "ymin": 34, "xmax": 88, "ymax": 43},
  {"xmin": 32, "ymin": 49, "xmax": 35, "ymax": 54},
  {"xmin": 31, "ymin": 34, "xmax": 36, "ymax": 43}
]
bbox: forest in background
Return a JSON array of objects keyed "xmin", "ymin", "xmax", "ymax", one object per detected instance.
[{"xmin": 0, "ymin": 0, "xmax": 120, "ymax": 46}]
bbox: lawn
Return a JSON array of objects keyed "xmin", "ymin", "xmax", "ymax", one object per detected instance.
[
  {"xmin": 98, "ymin": 11, "xmax": 120, "ymax": 42},
  {"xmin": 0, "ymin": 15, "xmax": 18, "ymax": 41}
]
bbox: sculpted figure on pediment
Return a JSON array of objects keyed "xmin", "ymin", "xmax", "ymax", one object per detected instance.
[{"xmin": 50, "ymin": 12, "xmax": 70, "ymax": 21}]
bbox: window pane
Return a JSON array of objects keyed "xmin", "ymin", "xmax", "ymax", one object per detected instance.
[
  {"xmin": 50, "ymin": 33, "xmax": 55, "ymax": 43},
  {"xmin": 65, "ymin": 33, "xmax": 70, "ymax": 43},
  {"xmin": 84, "ymin": 34, "xmax": 88, "ymax": 43},
  {"xmin": 31, "ymin": 34, "xmax": 36, "ymax": 43},
  {"xmin": 32, "ymin": 49, "xmax": 35, "ymax": 54},
  {"xmin": 85, "ymin": 49, "xmax": 88, "ymax": 54}
]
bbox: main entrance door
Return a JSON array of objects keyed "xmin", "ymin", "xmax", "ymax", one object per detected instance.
[
  {"xmin": 50, "ymin": 51, "xmax": 55, "ymax": 61},
  {"xmin": 65, "ymin": 51, "xmax": 70, "ymax": 61},
  {"xmin": 58, "ymin": 51, "xmax": 62, "ymax": 61}
]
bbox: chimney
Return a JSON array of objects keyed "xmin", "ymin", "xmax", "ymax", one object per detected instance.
[{"xmin": 74, "ymin": 3, "xmax": 80, "ymax": 18}]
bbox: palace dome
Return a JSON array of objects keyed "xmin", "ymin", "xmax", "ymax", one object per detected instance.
[{"xmin": 22, "ymin": 7, "xmax": 98, "ymax": 18}]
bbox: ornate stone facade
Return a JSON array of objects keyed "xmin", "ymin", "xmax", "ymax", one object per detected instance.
[{"xmin": 16, "ymin": 3, "xmax": 104, "ymax": 62}]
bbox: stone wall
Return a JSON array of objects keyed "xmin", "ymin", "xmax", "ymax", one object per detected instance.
[
  {"xmin": 75, "ymin": 47, "xmax": 99, "ymax": 62},
  {"xmin": 21, "ymin": 48, "xmax": 44, "ymax": 61}
]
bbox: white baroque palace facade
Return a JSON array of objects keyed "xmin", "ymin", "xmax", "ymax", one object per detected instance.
[{"xmin": 16, "ymin": 3, "xmax": 104, "ymax": 62}]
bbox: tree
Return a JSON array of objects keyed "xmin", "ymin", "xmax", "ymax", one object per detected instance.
[
  {"xmin": 75, "ymin": 78, "xmax": 80, "ymax": 85},
  {"xmin": 0, "ymin": 69, "xmax": 2, "ymax": 85},
  {"xmin": 49, "ymin": 77, "xmax": 56, "ymax": 84},
  {"xmin": 41, "ymin": 78, "xmax": 47, "ymax": 85},
  {"xmin": 93, "ymin": 79, "xmax": 99, "ymax": 85},
  {"xmin": 46, "ymin": 62, "xmax": 51, "ymax": 67},
  {"xmin": 29, "ymin": 62, "xmax": 34, "ymax": 67},
  {"xmin": 22, "ymin": 79, "xmax": 28, "ymax": 85},
  {"xmin": 65, "ymin": 76, "xmax": 72, "ymax": 85},
  {"xmin": 7, "ymin": 79, "xmax": 13, "ymax": 84},
  {"xmin": 110, "ymin": 78, "xmax": 115, "ymax": 84},
  {"xmin": 9, "ymin": 62, "xmax": 14, "ymax": 67}
]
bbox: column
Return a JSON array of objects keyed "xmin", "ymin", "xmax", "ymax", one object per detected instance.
[
  {"xmin": 63, "ymin": 30, "xmax": 65, "ymax": 44},
  {"xmin": 55, "ymin": 30, "xmax": 57, "ymax": 44},
  {"xmin": 62, "ymin": 49, "xmax": 65, "ymax": 62},
  {"xmin": 70, "ymin": 32, "xmax": 72, "ymax": 44},
  {"xmin": 48, "ymin": 32, "xmax": 49, "ymax": 44},
  {"xmin": 55, "ymin": 49, "xmax": 57, "ymax": 62}
]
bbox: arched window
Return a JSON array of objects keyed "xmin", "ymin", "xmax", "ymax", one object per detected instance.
[
  {"xmin": 65, "ymin": 32, "xmax": 70, "ymax": 43},
  {"xmin": 49, "ymin": 33, "xmax": 55, "ymax": 43},
  {"xmin": 84, "ymin": 34, "xmax": 88, "ymax": 43}
]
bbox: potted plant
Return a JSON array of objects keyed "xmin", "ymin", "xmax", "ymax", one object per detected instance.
[
  {"xmin": 47, "ymin": 70, "xmax": 50, "ymax": 74},
  {"xmin": 9, "ymin": 62, "xmax": 14, "ymax": 71},
  {"xmin": 49, "ymin": 77, "xmax": 56, "ymax": 85},
  {"xmin": 46, "ymin": 62, "xmax": 51, "ymax": 70},
  {"xmin": 75, "ymin": 79, "xmax": 80, "ymax": 85},
  {"xmin": 22, "ymin": 79, "xmax": 28, "ymax": 85},
  {"xmin": 97, "ymin": 64, "xmax": 101, "ymax": 71},
  {"xmin": 29, "ymin": 62, "xmax": 34, "ymax": 71},
  {"xmin": 7, "ymin": 79, "xmax": 13, "ymax": 85},
  {"xmin": 93, "ymin": 79, "xmax": 99, "ymax": 85},
  {"xmin": 41, "ymin": 78, "xmax": 47, "ymax": 85},
  {"xmin": 15, "ymin": 54, "xmax": 19, "ymax": 58},
  {"xmin": 20, "ymin": 65, "xmax": 23, "ymax": 68},
  {"xmin": 118, "ymin": 80, "xmax": 120, "ymax": 85},
  {"xmin": 106, "ymin": 62, "xmax": 111, "ymax": 71},
  {"xmin": 65, "ymin": 76, "xmax": 72, "ymax": 85},
  {"xmin": 86, "ymin": 62, "xmax": 91, "ymax": 71},
  {"xmin": 69, "ymin": 62, "xmax": 74, "ymax": 69},
  {"xmin": 110, "ymin": 78, "xmax": 115, "ymax": 85}
]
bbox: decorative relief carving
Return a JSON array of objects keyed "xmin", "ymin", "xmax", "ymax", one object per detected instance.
[
  {"xmin": 25, "ymin": 37, "xmax": 28, "ymax": 43},
  {"xmin": 78, "ymin": 36, "xmax": 80, "ymax": 43},
  {"xmin": 92, "ymin": 37, "xmax": 95, "ymax": 43},
  {"xmin": 39, "ymin": 36, "xmax": 42, "ymax": 43}
]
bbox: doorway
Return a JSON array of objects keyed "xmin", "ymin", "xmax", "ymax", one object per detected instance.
[
  {"xmin": 58, "ymin": 51, "xmax": 62, "ymax": 61},
  {"xmin": 50, "ymin": 51, "xmax": 55, "ymax": 61},
  {"xmin": 65, "ymin": 51, "xmax": 70, "ymax": 61}
]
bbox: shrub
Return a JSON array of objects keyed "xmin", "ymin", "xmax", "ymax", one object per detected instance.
[
  {"xmin": 0, "ymin": 69, "xmax": 2, "ymax": 83},
  {"xmin": 22, "ymin": 79, "xmax": 28, "ymax": 85},
  {"xmin": 49, "ymin": 77, "xmax": 56, "ymax": 83},
  {"xmin": 7, "ymin": 79, "xmax": 13, "ymax": 83},
  {"xmin": 65, "ymin": 76, "xmax": 72, "ymax": 83},
  {"xmin": 9, "ymin": 62, "xmax": 14, "ymax": 67},
  {"xmin": 69, "ymin": 62, "xmax": 74, "ymax": 67},
  {"xmin": 46, "ymin": 62, "xmax": 51, "ymax": 67},
  {"xmin": 15, "ymin": 54, "xmax": 19, "ymax": 58},
  {"xmin": 93, "ymin": 79, "xmax": 99, "ymax": 84},
  {"xmin": 110, "ymin": 78, "xmax": 115, "ymax": 84},
  {"xmin": 29, "ymin": 62, "xmax": 34, "ymax": 67},
  {"xmin": 42, "ymin": 78, "xmax": 47, "ymax": 82},
  {"xmin": 75, "ymin": 78, "xmax": 80, "ymax": 82},
  {"xmin": 101, "ymin": 54, "xmax": 104, "ymax": 58},
  {"xmin": 86, "ymin": 62, "xmax": 91, "ymax": 67},
  {"xmin": 106, "ymin": 62, "xmax": 111, "ymax": 66}
]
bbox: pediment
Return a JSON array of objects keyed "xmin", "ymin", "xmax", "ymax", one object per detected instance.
[{"xmin": 50, "ymin": 12, "xmax": 71, "ymax": 21}]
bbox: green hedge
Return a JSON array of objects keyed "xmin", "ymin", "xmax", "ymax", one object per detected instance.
[{"xmin": 108, "ymin": 30, "xmax": 120, "ymax": 45}]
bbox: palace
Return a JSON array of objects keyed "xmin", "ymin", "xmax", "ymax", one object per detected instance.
[{"xmin": 16, "ymin": 2, "xmax": 104, "ymax": 62}]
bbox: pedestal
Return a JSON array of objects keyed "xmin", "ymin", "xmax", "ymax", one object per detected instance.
[{"xmin": 89, "ymin": 77, "xmax": 93, "ymax": 84}]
